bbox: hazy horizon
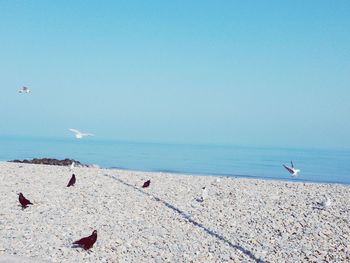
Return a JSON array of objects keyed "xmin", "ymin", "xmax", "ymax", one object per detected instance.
[{"xmin": 1, "ymin": 1, "xmax": 349, "ymax": 149}]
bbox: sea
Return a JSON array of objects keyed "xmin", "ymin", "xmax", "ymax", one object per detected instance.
[{"xmin": 1, "ymin": 136, "xmax": 349, "ymax": 184}]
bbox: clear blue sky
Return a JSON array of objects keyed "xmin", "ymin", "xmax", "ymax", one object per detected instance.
[{"xmin": 0, "ymin": 1, "xmax": 349, "ymax": 148}]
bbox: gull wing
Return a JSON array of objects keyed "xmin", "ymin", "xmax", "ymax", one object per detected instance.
[
  {"xmin": 291, "ymin": 161, "xmax": 294, "ymax": 168},
  {"xmin": 69, "ymin": 128, "xmax": 81, "ymax": 134},
  {"xmin": 82, "ymin": 133, "xmax": 94, "ymax": 136},
  {"xmin": 283, "ymin": 164, "xmax": 294, "ymax": 174}
]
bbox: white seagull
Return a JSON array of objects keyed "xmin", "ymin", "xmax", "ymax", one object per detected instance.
[
  {"xmin": 18, "ymin": 86, "xmax": 31, "ymax": 93},
  {"xmin": 200, "ymin": 186, "xmax": 208, "ymax": 202},
  {"xmin": 283, "ymin": 161, "xmax": 300, "ymax": 177},
  {"xmin": 317, "ymin": 197, "xmax": 331, "ymax": 210},
  {"xmin": 69, "ymin": 128, "xmax": 94, "ymax": 139},
  {"xmin": 69, "ymin": 162, "xmax": 75, "ymax": 171}
]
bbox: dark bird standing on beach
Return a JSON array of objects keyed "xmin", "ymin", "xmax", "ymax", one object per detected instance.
[
  {"xmin": 142, "ymin": 180, "xmax": 151, "ymax": 188},
  {"xmin": 18, "ymin": 193, "xmax": 33, "ymax": 208},
  {"xmin": 73, "ymin": 230, "xmax": 97, "ymax": 250},
  {"xmin": 67, "ymin": 174, "xmax": 76, "ymax": 187}
]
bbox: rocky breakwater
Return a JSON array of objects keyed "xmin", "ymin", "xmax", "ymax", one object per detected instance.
[{"xmin": 9, "ymin": 158, "xmax": 86, "ymax": 167}]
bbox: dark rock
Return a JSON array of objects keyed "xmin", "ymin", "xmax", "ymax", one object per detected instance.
[{"xmin": 9, "ymin": 158, "xmax": 87, "ymax": 167}]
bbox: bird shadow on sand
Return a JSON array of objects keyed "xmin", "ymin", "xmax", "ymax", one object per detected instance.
[{"xmin": 104, "ymin": 174, "xmax": 265, "ymax": 263}]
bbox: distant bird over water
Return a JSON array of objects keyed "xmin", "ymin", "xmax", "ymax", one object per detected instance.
[
  {"xmin": 283, "ymin": 161, "xmax": 300, "ymax": 177},
  {"xmin": 18, "ymin": 86, "xmax": 31, "ymax": 93},
  {"xmin": 73, "ymin": 230, "xmax": 97, "ymax": 250},
  {"xmin": 142, "ymin": 180, "xmax": 151, "ymax": 188},
  {"xmin": 67, "ymin": 174, "xmax": 76, "ymax": 187},
  {"xmin": 18, "ymin": 193, "xmax": 33, "ymax": 208},
  {"xmin": 69, "ymin": 128, "xmax": 94, "ymax": 139}
]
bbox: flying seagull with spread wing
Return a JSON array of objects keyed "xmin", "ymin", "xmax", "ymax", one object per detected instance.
[
  {"xmin": 69, "ymin": 129, "xmax": 94, "ymax": 139},
  {"xmin": 283, "ymin": 161, "xmax": 300, "ymax": 177},
  {"xmin": 18, "ymin": 86, "xmax": 31, "ymax": 93}
]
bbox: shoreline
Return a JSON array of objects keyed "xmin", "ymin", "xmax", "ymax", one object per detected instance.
[
  {"xmin": 1, "ymin": 161, "xmax": 349, "ymax": 262},
  {"xmin": 1, "ymin": 140, "xmax": 349, "ymax": 185},
  {"xmin": 110, "ymin": 166, "xmax": 350, "ymax": 186},
  {"xmin": 4, "ymin": 159, "xmax": 349, "ymax": 186}
]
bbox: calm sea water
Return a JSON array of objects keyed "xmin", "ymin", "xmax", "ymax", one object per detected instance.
[{"xmin": 0, "ymin": 136, "xmax": 349, "ymax": 184}]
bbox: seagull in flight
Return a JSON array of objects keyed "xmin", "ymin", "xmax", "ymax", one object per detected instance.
[
  {"xmin": 69, "ymin": 128, "xmax": 94, "ymax": 139},
  {"xmin": 283, "ymin": 161, "xmax": 300, "ymax": 177},
  {"xmin": 18, "ymin": 86, "xmax": 31, "ymax": 93}
]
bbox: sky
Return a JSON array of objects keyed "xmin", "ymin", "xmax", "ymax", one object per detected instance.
[{"xmin": 0, "ymin": 1, "xmax": 349, "ymax": 148}]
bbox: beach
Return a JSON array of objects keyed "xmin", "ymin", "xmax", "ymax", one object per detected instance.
[{"xmin": 0, "ymin": 161, "xmax": 349, "ymax": 263}]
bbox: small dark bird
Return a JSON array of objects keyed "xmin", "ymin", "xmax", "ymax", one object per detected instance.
[
  {"xmin": 67, "ymin": 174, "xmax": 76, "ymax": 187},
  {"xmin": 142, "ymin": 180, "xmax": 151, "ymax": 188},
  {"xmin": 18, "ymin": 193, "xmax": 33, "ymax": 208},
  {"xmin": 73, "ymin": 230, "xmax": 97, "ymax": 250}
]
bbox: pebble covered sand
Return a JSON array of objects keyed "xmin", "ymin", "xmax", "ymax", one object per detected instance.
[{"xmin": 0, "ymin": 161, "xmax": 349, "ymax": 262}]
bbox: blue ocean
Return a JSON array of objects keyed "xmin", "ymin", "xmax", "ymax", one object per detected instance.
[{"xmin": 1, "ymin": 136, "xmax": 349, "ymax": 184}]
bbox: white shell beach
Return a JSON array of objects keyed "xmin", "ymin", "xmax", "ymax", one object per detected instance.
[{"xmin": 0, "ymin": 161, "xmax": 349, "ymax": 262}]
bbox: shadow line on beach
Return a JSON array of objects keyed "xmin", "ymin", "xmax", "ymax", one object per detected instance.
[{"xmin": 104, "ymin": 174, "xmax": 264, "ymax": 263}]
